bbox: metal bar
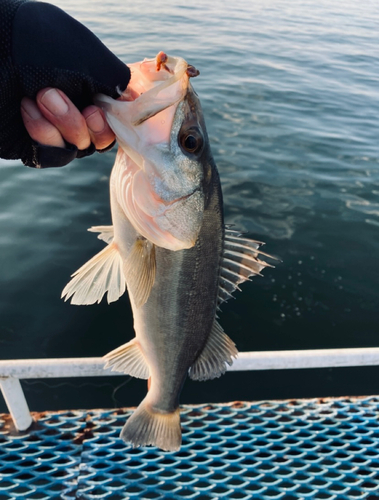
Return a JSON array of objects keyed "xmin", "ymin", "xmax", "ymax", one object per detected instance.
[
  {"xmin": 0, "ymin": 347, "xmax": 379, "ymax": 379},
  {"xmin": 0, "ymin": 357, "xmax": 112, "ymax": 379},
  {"xmin": 0, "ymin": 378, "xmax": 33, "ymax": 431},
  {"xmin": 230, "ymin": 348, "xmax": 379, "ymax": 371},
  {"xmin": 1, "ymin": 348, "xmax": 379, "ymax": 433}
]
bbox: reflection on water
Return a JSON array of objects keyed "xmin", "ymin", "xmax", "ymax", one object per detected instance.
[{"xmin": 0, "ymin": 0, "xmax": 378, "ymax": 410}]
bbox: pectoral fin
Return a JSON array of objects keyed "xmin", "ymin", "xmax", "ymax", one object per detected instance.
[
  {"xmin": 88, "ymin": 225, "xmax": 114, "ymax": 244},
  {"xmin": 103, "ymin": 339, "xmax": 150, "ymax": 379},
  {"xmin": 61, "ymin": 242, "xmax": 126, "ymax": 305},
  {"xmin": 124, "ymin": 237, "xmax": 156, "ymax": 308},
  {"xmin": 189, "ymin": 321, "xmax": 238, "ymax": 381}
]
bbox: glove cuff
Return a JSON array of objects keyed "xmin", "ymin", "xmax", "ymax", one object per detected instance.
[{"xmin": 28, "ymin": 140, "xmax": 97, "ymax": 168}]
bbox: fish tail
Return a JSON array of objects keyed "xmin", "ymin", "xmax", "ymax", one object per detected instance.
[{"xmin": 121, "ymin": 400, "xmax": 181, "ymax": 452}]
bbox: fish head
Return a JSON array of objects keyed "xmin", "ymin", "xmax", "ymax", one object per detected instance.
[{"xmin": 95, "ymin": 53, "xmax": 211, "ymax": 251}]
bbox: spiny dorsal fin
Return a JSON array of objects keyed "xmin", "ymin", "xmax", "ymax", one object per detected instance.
[
  {"xmin": 189, "ymin": 321, "xmax": 238, "ymax": 381},
  {"xmin": 218, "ymin": 228, "xmax": 277, "ymax": 305},
  {"xmin": 103, "ymin": 339, "xmax": 150, "ymax": 379},
  {"xmin": 61, "ymin": 242, "xmax": 126, "ymax": 305},
  {"xmin": 88, "ymin": 225, "xmax": 114, "ymax": 244},
  {"xmin": 124, "ymin": 237, "xmax": 156, "ymax": 308}
]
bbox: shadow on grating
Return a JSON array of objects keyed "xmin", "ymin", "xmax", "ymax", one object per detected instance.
[{"xmin": 1, "ymin": 397, "xmax": 379, "ymax": 499}]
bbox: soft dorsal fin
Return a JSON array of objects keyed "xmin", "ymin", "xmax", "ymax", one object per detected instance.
[
  {"xmin": 218, "ymin": 228, "xmax": 277, "ymax": 306},
  {"xmin": 189, "ymin": 321, "xmax": 238, "ymax": 381},
  {"xmin": 103, "ymin": 339, "xmax": 150, "ymax": 379},
  {"xmin": 124, "ymin": 237, "xmax": 156, "ymax": 308},
  {"xmin": 88, "ymin": 225, "xmax": 114, "ymax": 244},
  {"xmin": 61, "ymin": 242, "xmax": 126, "ymax": 305}
]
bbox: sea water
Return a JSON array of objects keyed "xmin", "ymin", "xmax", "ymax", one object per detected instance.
[{"xmin": 0, "ymin": 0, "xmax": 378, "ymax": 411}]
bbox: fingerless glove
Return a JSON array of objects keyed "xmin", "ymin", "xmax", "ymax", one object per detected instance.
[{"xmin": 0, "ymin": 0, "xmax": 130, "ymax": 167}]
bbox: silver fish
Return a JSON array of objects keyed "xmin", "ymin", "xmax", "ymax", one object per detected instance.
[{"xmin": 62, "ymin": 52, "xmax": 275, "ymax": 451}]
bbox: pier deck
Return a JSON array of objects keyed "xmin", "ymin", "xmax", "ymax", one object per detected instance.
[{"xmin": 1, "ymin": 396, "xmax": 379, "ymax": 499}]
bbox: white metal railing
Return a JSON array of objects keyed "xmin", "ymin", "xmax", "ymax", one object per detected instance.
[{"xmin": 1, "ymin": 347, "xmax": 379, "ymax": 432}]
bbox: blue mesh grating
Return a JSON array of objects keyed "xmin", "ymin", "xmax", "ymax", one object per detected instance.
[{"xmin": 1, "ymin": 397, "xmax": 379, "ymax": 499}]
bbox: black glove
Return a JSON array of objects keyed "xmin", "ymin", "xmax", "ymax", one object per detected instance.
[{"xmin": 0, "ymin": 0, "xmax": 130, "ymax": 168}]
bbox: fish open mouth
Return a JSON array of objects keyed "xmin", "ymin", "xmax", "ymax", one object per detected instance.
[
  {"xmin": 114, "ymin": 52, "xmax": 200, "ymax": 126},
  {"xmin": 95, "ymin": 52, "xmax": 200, "ymax": 153}
]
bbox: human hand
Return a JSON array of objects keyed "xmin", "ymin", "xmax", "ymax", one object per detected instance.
[
  {"xmin": 0, "ymin": 0, "xmax": 130, "ymax": 168},
  {"xmin": 21, "ymin": 89, "xmax": 115, "ymax": 152}
]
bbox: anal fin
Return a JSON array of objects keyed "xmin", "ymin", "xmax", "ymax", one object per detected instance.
[
  {"xmin": 103, "ymin": 338, "xmax": 150, "ymax": 379},
  {"xmin": 124, "ymin": 237, "xmax": 156, "ymax": 308},
  {"xmin": 189, "ymin": 321, "xmax": 238, "ymax": 381}
]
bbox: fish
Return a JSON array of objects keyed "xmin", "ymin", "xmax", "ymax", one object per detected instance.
[{"xmin": 61, "ymin": 52, "xmax": 275, "ymax": 451}]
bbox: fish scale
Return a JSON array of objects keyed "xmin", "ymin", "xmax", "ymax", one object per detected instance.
[{"xmin": 61, "ymin": 52, "xmax": 276, "ymax": 451}]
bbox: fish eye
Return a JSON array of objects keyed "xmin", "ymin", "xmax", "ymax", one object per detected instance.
[{"xmin": 179, "ymin": 128, "xmax": 204, "ymax": 155}]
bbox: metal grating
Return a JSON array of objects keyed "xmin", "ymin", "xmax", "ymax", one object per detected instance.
[{"xmin": 1, "ymin": 397, "xmax": 379, "ymax": 499}]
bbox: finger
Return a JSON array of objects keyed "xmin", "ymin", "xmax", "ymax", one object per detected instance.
[
  {"xmin": 82, "ymin": 106, "xmax": 115, "ymax": 151},
  {"xmin": 37, "ymin": 88, "xmax": 91, "ymax": 150},
  {"xmin": 21, "ymin": 97, "xmax": 65, "ymax": 148}
]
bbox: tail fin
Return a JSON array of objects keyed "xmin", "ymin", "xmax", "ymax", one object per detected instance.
[{"xmin": 121, "ymin": 400, "xmax": 181, "ymax": 452}]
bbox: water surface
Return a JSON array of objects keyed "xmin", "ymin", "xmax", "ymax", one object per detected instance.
[{"xmin": 0, "ymin": 0, "xmax": 378, "ymax": 411}]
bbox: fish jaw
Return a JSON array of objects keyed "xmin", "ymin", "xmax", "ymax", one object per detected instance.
[
  {"xmin": 97, "ymin": 54, "xmax": 207, "ymax": 251},
  {"xmin": 95, "ymin": 54, "xmax": 191, "ymax": 168}
]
